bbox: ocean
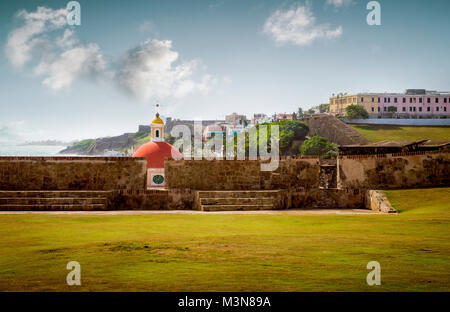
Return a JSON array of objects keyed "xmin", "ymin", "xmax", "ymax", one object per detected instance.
[{"xmin": 0, "ymin": 144, "xmax": 67, "ymax": 156}]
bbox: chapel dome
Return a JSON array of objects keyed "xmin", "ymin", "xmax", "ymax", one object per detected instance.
[{"xmin": 133, "ymin": 141, "xmax": 182, "ymax": 169}]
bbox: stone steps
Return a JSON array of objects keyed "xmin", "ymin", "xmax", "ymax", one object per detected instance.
[
  {"xmin": 0, "ymin": 190, "xmax": 111, "ymax": 198},
  {"xmin": 197, "ymin": 190, "xmax": 282, "ymax": 198},
  {"xmin": 202, "ymin": 204, "xmax": 275, "ymax": 212},
  {"xmin": 200, "ymin": 197, "xmax": 273, "ymax": 205},
  {"xmin": 0, "ymin": 197, "xmax": 107, "ymax": 205},
  {"xmin": 0, "ymin": 190, "xmax": 112, "ymax": 211},
  {"xmin": 0, "ymin": 204, "xmax": 107, "ymax": 211},
  {"xmin": 196, "ymin": 190, "xmax": 283, "ymax": 211}
]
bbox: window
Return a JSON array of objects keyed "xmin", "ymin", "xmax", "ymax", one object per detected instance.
[
  {"xmin": 445, "ymin": 98, "xmax": 447, "ymax": 103},
  {"xmin": 444, "ymin": 107, "xmax": 447, "ymax": 112},
  {"xmin": 378, "ymin": 98, "xmax": 380, "ymax": 103},
  {"xmin": 371, "ymin": 107, "xmax": 374, "ymax": 112},
  {"xmin": 409, "ymin": 107, "xmax": 412, "ymax": 112},
  {"xmin": 394, "ymin": 98, "xmax": 397, "ymax": 103},
  {"xmin": 155, "ymin": 129, "xmax": 160, "ymax": 138},
  {"xmin": 361, "ymin": 97, "xmax": 364, "ymax": 102},
  {"xmin": 384, "ymin": 107, "xmax": 387, "ymax": 111},
  {"xmin": 388, "ymin": 98, "xmax": 391, "ymax": 103},
  {"xmin": 436, "ymin": 98, "xmax": 439, "ymax": 103},
  {"xmin": 413, "ymin": 107, "xmax": 416, "ymax": 112},
  {"xmin": 378, "ymin": 107, "xmax": 380, "ymax": 112},
  {"xmin": 419, "ymin": 107, "xmax": 422, "ymax": 112},
  {"xmin": 372, "ymin": 97, "xmax": 374, "ymax": 102},
  {"xmin": 419, "ymin": 98, "xmax": 422, "ymax": 103},
  {"xmin": 436, "ymin": 107, "xmax": 439, "ymax": 112},
  {"xmin": 427, "ymin": 98, "xmax": 431, "ymax": 103},
  {"xmin": 384, "ymin": 98, "xmax": 387, "ymax": 103},
  {"xmin": 402, "ymin": 107, "xmax": 406, "ymax": 112},
  {"xmin": 409, "ymin": 98, "xmax": 412, "ymax": 103},
  {"xmin": 427, "ymin": 107, "xmax": 431, "ymax": 112},
  {"xmin": 403, "ymin": 98, "xmax": 406, "ymax": 103}
]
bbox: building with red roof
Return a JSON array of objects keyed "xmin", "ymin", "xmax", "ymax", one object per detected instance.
[{"xmin": 133, "ymin": 112, "xmax": 182, "ymax": 187}]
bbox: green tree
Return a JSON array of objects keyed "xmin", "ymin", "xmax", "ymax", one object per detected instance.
[
  {"xmin": 226, "ymin": 119, "xmax": 309, "ymax": 157},
  {"xmin": 345, "ymin": 104, "xmax": 369, "ymax": 120},
  {"xmin": 297, "ymin": 107, "xmax": 304, "ymax": 117},
  {"xmin": 307, "ymin": 108, "xmax": 315, "ymax": 115},
  {"xmin": 318, "ymin": 103, "xmax": 330, "ymax": 113},
  {"xmin": 387, "ymin": 106, "xmax": 397, "ymax": 112},
  {"xmin": 300, "ymin": 136, "xmax": 338, "ymax": 159}
]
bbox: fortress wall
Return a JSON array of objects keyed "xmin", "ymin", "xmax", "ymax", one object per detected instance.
[
  {"xmin": 338, "ymin": 151, "xmax": 450, "ymax": 189},
  {"xmin": 111, "ymin": 189, "xmax": 194, "ymax": 210},
  {"xmin": 0, "ymin": 157, "xmax": 147, "ymax": 191},
  {"xmin": 165, "ymin": 157, "xmax": 320, "ymax": 190},
  {"xmin": 291, "ymin": 188, "xmax": 365, "ymax": 209}
]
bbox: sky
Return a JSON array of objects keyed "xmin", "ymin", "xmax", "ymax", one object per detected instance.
[{"xmin": 0, "ymin": 0, "xmax": 449, "ymax": 142}]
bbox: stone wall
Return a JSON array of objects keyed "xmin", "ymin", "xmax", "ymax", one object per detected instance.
[
  {"xmin": 111, "ymin": 189, "xmax": 194, "ymax": 210},
  {"xmin": 291, "ymin": 188, "xmax": 365, "ymax": 209},
  {"xmin": 165, "ymin": 157, "xmax": 320, "ymax": 190},
  {"xmin": 338, "ymin": 151, "xmax": 450, "ymax": 189},
  {"xmin": 0, "ymin": 157, "xmax": 147, "ymax": 191}
]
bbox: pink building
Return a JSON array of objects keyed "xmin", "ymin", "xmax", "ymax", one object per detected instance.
[{"xmin": 375, "ymin": 89, "xmax": 450, "ymax": 118}]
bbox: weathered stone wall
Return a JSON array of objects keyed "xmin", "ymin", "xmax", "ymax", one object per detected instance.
[
  {"xmin": 111, "ymin": 189, "xmax": 194, "ymax": 210},
  {"xmin": 0, "ymin": 157, "xmax": 147, "ymax": 191},
  {"xmin": 165, "ymin": 157, "xmax": 320, "ymax": 190},
  {"xmin": 291, "ymin": 188, "xmax": 365, "ymax": 209},
  {"xmin": 338, "ymin": 151, "xmax": 450, "ymax": 189}
]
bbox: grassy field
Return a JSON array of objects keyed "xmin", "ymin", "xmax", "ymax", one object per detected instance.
[
  {"xmin": 0, "ymin": 188, "xmax": 449, "ymax": 292},
  {"xmin": 350, "ymin": 124, "xmax": 450, "ymax": 142}
]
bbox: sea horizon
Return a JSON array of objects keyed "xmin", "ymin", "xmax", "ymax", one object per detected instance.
[{"xmin": 0, "ymin": 143, "xmax": 68, "ymax": 156}]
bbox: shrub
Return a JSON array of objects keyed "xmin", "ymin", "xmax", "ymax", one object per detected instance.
[
  {"xmin": 300, "ymin": 136, "xmax": 338, "ymax": 159},
  {"xmin": 345, "ymin": 105, "xmax": 369, "ymax": 120}
]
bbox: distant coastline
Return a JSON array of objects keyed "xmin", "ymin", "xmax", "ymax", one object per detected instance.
[{"xmin": 18, "ymin": 140, "xmax": 75, "ymax": 147}]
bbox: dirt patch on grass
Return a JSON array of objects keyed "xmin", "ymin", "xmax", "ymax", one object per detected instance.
[
  {"xmin": 103, "ymin": 242, "xmax": 189, "ymax": 253},
  {"xmin": 38, "ymin": 247, "xmax": 70, "ymax": 254}
]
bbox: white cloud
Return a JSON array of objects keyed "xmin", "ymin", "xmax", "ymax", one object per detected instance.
[
  {"xmin": 5, "ymin": 6, "xmax": 218, "ymax": 100},
  {"xmin": 263, "ymin": 4, "xmax": 343, "ymax": 46},
  {"xmin": 5, "ymin": 7, "xmax": 68, "ymax": 68},
  {"xmin": 5, "ymin": 6, "xmax": 106, "ymax": 90},
  {"xmin": 326, "ymin": 0, "xmax": 353, "ymax": 8},
  {"xmin": 34, "ymin": 43, "xmax": 106, "ymax": 90},
  {"xmin": 0, "ymin": 121, "xmax": 25, "ymax": 142},
  {"xmin": 115, "ymin": 39, "xmax": 214, "ymax": 102}
]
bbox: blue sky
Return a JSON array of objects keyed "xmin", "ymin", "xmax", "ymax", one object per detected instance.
[{"xmin": 1, "ymin": 0, "xmax": 449, "ymax": 141}]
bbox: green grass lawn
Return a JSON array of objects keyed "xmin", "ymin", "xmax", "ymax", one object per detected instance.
[
  {"xmin": 0, "ymin": 188, "xmax": 449, "ymax": 292},
  {"xmin": 350, "ymin": 124, "xmax": 450, "ymax": 142}
]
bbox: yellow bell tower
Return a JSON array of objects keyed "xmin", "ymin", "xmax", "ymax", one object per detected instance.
[{"xmin": 151, "ymin": 112, "xmax": 164, "ymax": 142}]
